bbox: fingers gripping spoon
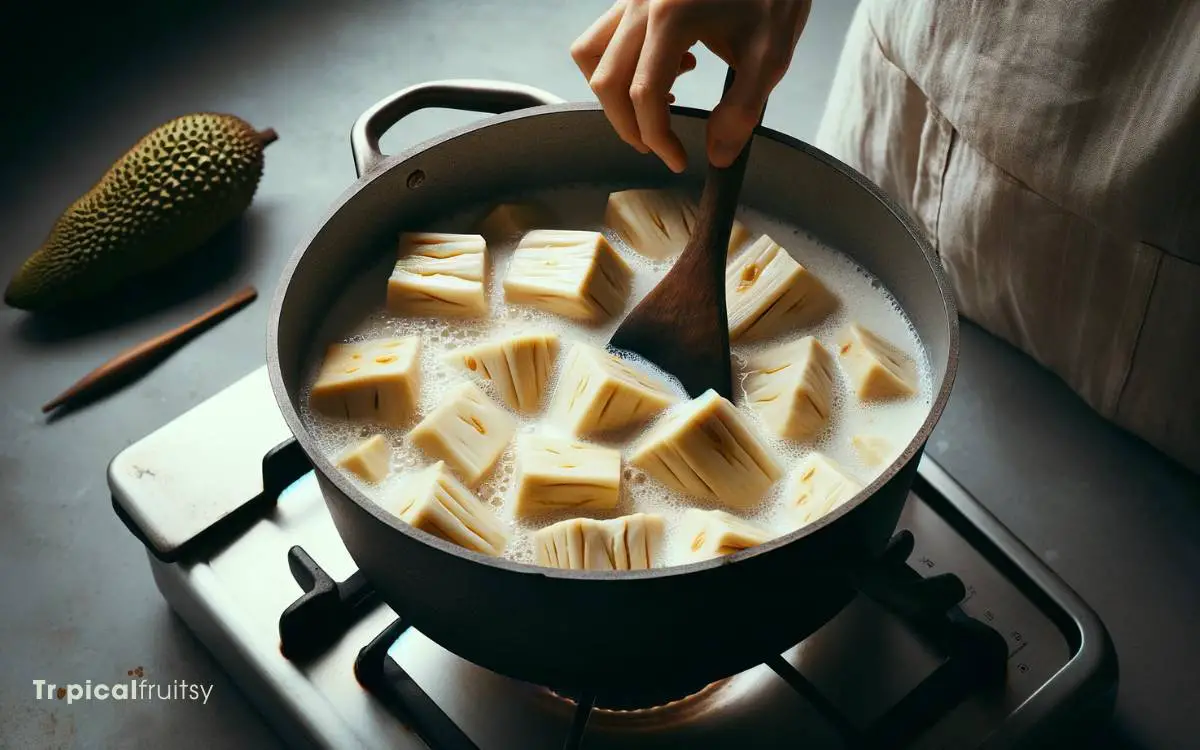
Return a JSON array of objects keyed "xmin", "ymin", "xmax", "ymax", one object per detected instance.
[{"xmin": 609, "ymin": 68, "xmax": 764, "ymax": 400}]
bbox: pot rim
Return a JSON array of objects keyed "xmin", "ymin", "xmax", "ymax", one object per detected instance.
[{"xmin": 266, "ymin": 100, "xmax": 961, "ymax": 582}]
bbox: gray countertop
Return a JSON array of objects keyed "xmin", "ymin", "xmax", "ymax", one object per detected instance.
[{"xmin": 1, "ymin": 2, "xmax": 1196, "ymax": 748}]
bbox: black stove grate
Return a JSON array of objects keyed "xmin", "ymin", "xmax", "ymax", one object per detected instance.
[
  {"xmin": 279, "ymin": 529, "xmax": 1008, "ymax": 750},
  {"xmin": 355, "ymin": 618, "xmax": 481, "ymax": 750},
  {"xmin": 278, "ymin": 545, "xmax": 380, "ymax": 663}
]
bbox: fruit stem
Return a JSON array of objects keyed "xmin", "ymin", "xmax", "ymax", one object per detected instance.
[{"xmin": 256, "ymin": 128, "xmax": 279, "ymax": 147}]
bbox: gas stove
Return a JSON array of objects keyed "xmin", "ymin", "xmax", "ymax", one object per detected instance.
[{"xmin": 108, "ymin": 368, "xmax": 1116, "ymax": 749}]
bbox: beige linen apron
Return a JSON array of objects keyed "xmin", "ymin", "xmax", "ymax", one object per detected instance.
[{"xmin": 817, "ymin": 1, "xmax": 1200, "ymax": 475}]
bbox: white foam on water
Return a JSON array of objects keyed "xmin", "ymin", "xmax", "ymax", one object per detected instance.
[{"xmin": 297, "ymin": 186, "xmax": 933, "ymax": 568}]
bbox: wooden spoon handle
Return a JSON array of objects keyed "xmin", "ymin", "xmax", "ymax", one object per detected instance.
[
  {"xmin": 41, "ymin": 285, "xmax": 258, "ymax": 413},
  {"xmin": 690, "ymin": 66, "xmax": 768, "ymax": 276}
]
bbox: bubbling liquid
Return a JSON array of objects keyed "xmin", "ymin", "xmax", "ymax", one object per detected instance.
[{"xmin": 298, "ymin": 186, "xmax": 933, "ymax": 567}]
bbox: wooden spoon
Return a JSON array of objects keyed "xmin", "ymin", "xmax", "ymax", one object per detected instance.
[
  {"xmin": 42, "ymin": 285, "xmax": 258, "ymax": 414},
  {"xmin": 609, "ymin": 68, "xmax": 764, "ymax": 399}
]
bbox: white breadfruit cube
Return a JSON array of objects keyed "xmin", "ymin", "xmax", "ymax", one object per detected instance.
[
  {"xmin": 392, "ymin": 461, "xmax": 508, "ymax": 556},
  {"xmin": 387, "ymin": 232, "xmax": 488, "ymax": 318},
  {"xmin": 743, "ymin": 336, "xmax": 836, "ymax": 440},
  {"xmin": 309, "ymin": 337, "xmax": 421, "ymax": 426},
  {"xmin": 335, "ymin": 434, "xmax": 391, "ymax": 483},
  {"xmin": 783, "ymin": 453, "xmax": 863, "ymax": 529},
  {"xmin": 550, "ymin": 342, "xmax": 678, "ymax": 436},
  {"xmin": 630, "ymin": 389, "xmax": 783, "ymax": 508},
  {"xmin": 838, "ymin": 323, "xmax": 918, "ymax": 401},
  {"xmin": 407, "ymin": 382, "xmax": 516, "ymax": 487},
  {"xmin": 677, "ymin": 508, "xmax": 775, "ymax": 562},
  {"xmin": 726, "ymin": 235, "xmax": 837, "ymax": 341},
  {"xmin": 476, "ymin": 202, "xmax": 555, "ymax": 243},
  {"xmin": 503, "ymin": 230, "xmax": 632, "ymax": 323},
  {"xmin": 446, "ymin": 331, "xmax": 560, "ymax": 414},
  {"xmin": 533, "ymin": 513, "xmax": 664, "ymax": 571},
  {"xmin": 852, "ymin": 434, "xmax": 895, "ymax": 468},
  {"xmin": 512, "ymin": 434, "xmax": 621, "ymax": 517},
  {"xmin": 726, "ymin": 218, "xmax": 754, "ymax": 258},
  {"xmin": 604, "ymin": 189, "xmax": 753, "ymax": 260}
]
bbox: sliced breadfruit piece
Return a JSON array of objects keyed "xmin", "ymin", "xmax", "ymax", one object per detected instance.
[
  {"xmin": 533, "ymin": 513, "xmax": 664, "ymax": 571},
  {"xmin": 630, "ymin": 389, "xmax": 782, "ymax": 509},
  {"xmin": 549, "ymin": 342, "xmax": 678, "ymax": 436},
  {"xmin": 388, "ymin": 232, "xmax": 488, "ymax": 318},
  {"xmin": 503, "ymin": 230, "xmax": 632, "ymax": 323},
  {"xmin": 446, "ymin": 331, "xmax": 560, "ymax": 414},
  {"xmin": 309, "ymin": 337, "xmax": 421, "ymax": 426},
  {"xmin": 407, "ymin": 381, "xmax": 516, "ymax": 487},
  {"xmin": 476, "ymin": 202, "xmax": 556, "ymax": 243},
  {"xmin": 782, "ymin": 452, "xmax": 863, "ymax": 529},
  {"xmin": 335, "ymin": 434, "xmax": 391, "ymax": 483},
  {"xmin": 604, "ymin": 189, "xmax": 753, "ymax": 259},
  {"xmin": 677, "ymin": 508, "xmax": 775, "ymax": 562},
  {"xmin": 838, "ymin": 323, "xmax": 918, "ymax": 401},
  {"xmin": 743, "ymin": 336, "xmax": 836, "ymax": 440},
  {"xmin": 392, "ymin": 461, "xmax": 508, "ymax": 555},
  {"xmin": 851, "ymin": 434, "xmax": 895, "ymax": 468},
  {"xmin": 726, "ymin": 235, "xmax": 837, "ymax": 341},
  {"xmin": 512, "ymin": 433, "xmax": 622, "ymax": 516}
]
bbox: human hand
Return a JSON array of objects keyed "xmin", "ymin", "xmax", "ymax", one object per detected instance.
[{"xmin": 571, "ymin": 0, "xmax": 811, "ymax": 173}]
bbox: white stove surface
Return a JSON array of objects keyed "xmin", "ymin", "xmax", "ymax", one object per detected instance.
[{"xmin": 111, "ymin": 369, "xmax": 1077, "ymax": 749}]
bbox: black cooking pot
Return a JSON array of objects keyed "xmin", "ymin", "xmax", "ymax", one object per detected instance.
[{"xmin": 267, "ymin": 80, "xmax": 959, "ymax": 696}]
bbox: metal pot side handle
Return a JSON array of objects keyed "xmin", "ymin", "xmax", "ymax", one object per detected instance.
[{"xmin": 350, "ymin": 79, "xmax": 566, "ymax": 177}]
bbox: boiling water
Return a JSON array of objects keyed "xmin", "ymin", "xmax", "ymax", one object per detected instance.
[{"xmin": 298, "ymin": 186, "xmax": 933, "ymax": 567}]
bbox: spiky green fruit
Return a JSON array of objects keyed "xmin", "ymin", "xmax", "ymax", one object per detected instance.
[{"xmin": 5, "ymin": 113, "xmax": 276, "ymax": 311}]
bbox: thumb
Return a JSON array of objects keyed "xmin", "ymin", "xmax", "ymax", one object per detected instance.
[{"xmin": 707, "ymin": 65, "xmax": 772, "ymax": 167}]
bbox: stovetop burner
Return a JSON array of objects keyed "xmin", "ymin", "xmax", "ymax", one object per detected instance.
[
  {"xmin": 547, "ymin": 680, "xmax": 724, "ymax": 714},
  {"xmin": 271, "ymin": 518, "xmax": 1008, "ymax": 749},
  {"xmin": 108, "ymin": 368, "xmax": 1118, "ymax": 749}
]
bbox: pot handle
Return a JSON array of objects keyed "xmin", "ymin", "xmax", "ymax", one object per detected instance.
[{"xmin": 350, "ymin": 79, "xmax": 565, "ymax": 177}]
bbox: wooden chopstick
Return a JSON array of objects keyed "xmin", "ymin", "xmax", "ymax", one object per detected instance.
[{"xmin": 42, "ymin": 285, "xmax": 259, "ymax": 413}]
